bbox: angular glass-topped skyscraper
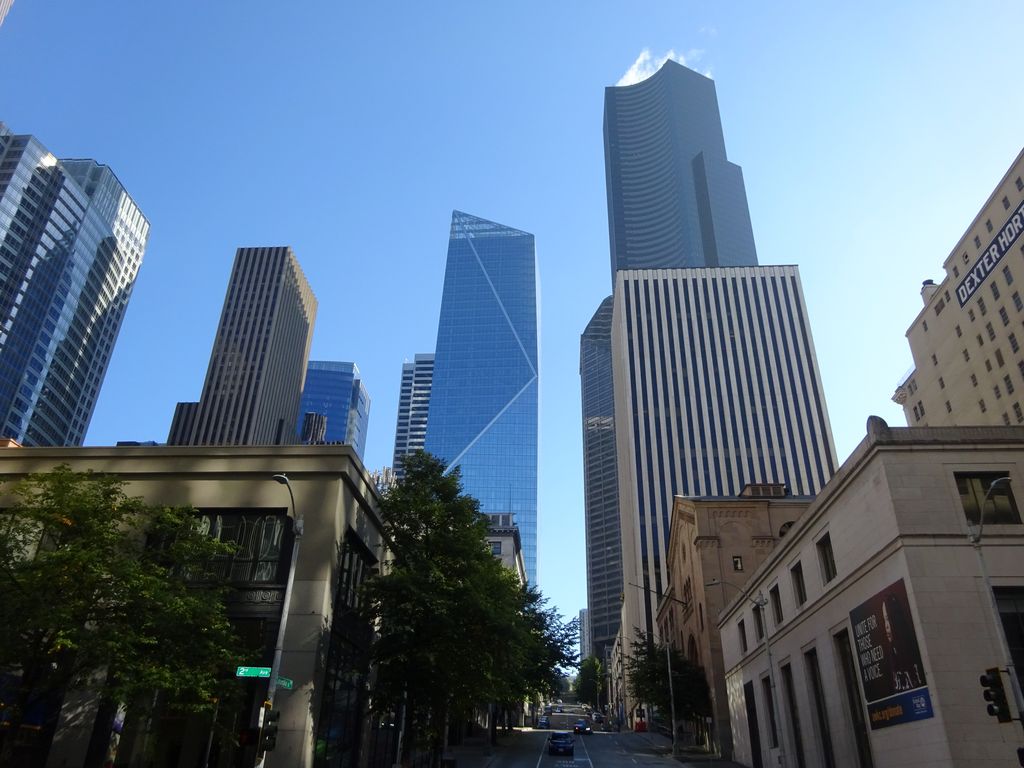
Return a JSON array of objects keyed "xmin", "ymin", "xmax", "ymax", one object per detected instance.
[{"xmin": 425, "ymin": 211, "xmax": 539, "ymax": 583}]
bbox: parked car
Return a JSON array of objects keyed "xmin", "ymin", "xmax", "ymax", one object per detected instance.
[
  {"xmin": 548, "ymin": 732, "xmax": 575, "ymax": 756},
  {"xmin": 573, "ymin": 719, "xmax": 592, "ymax": 735},
  {"xmin": 591, "ymin": 712, "xmax": 604, "ymax": 723},
  {"xmin": 537, "ymin": 716, "xmax": 550, "ymax": 729}
]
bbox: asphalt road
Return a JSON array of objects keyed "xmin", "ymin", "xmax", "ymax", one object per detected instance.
[{"xmin": 486, "ymin": 728, "xmax": 681, "ymax": 768}]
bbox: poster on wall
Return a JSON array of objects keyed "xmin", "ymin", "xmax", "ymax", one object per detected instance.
[{"xmin": 848, "ymin": 578, "xmax": 934, "ymax": 730}]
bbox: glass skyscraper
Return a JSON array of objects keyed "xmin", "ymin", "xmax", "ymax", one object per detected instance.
[
  {"xmin": 579, "ymin": 296, "xmax": 622, "ymax": 662},
  {"xmin": 425, "ymin": 211, "xmax": 539, "ymax": 583},
  {"xmin": 604, "ymin": 59, "xmax": 758, "ymax": 277},
  {"xmin": 590, "ymin": 60, "xmax": 836, "ymax": 652},
  {"xmin": 296, "ymin": 360, "xmax": 370, "ymax": 458},
  {"xmin": 0, "ymin": 124, "xmax": 148, "ymax": 446}
]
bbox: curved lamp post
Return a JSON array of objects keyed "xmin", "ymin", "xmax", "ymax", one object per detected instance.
[
  {"xmin": 706, "ymin": 578, "xmax": 787, "ymax": 768},
  {"xmin": 255, "ymin": 473, "xmax": 303, "ymax": 768},
  {"xmin": 968, "ymin": 476, "xmax": 1024, "ymax": 732}
]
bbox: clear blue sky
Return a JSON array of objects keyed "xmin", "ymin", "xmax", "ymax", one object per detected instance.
[{"xmin": 4, "ymin": 1, "xmax": 1023, "ymax": 627}]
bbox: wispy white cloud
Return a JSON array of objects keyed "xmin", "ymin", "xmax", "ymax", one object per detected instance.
[{"xmin": 616, "ymin": 48, "xmax": 705, "ymax": 86}]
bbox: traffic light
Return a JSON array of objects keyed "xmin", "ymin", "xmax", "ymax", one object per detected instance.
[
  {"xmin": 260, "ymin": 706, "xmax": 280, "ymax": 751},
  {"xmin": 980, "ymin": 667, "xmax": 1012, "ymax": 723}
]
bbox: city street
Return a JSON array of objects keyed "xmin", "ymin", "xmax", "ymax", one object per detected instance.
[{"xmin": 460, "ymin": 727, "xmax": 733, "ymax": 768}]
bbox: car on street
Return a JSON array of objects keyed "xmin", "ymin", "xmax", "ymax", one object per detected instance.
[
  {"xmin": 537, "ymin": 716, "xmax": 550, "ymax": 728},
  {"xmin": 573, "ymin": 719, "xmax": 592, "ymax": 735},
  {"xmin": 548, "ymin": 732, "xmax": 574, "ymax": 756}
]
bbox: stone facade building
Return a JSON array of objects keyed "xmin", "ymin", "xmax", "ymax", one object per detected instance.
[
  {"xmin": 895, "ymin": 147, "xmax": 1024, "ymax": 429},
  {"xmin": 656, "ymin": 487, "xmax": 812, "ymax": 757},
  {"xmin": 0, "ymin": 443, "xmax": 387, "ymax": 768},
  {"xmin": 718, "ymin": 418, "xmax": 1024, "ymax": 768}
]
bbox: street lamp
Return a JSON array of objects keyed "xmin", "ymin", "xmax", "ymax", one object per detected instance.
[
  {"xmin": 628, "ymin": 582, "xmax": 688, "ymax": 754},
  {"xmin": 256, "ymin": 473, "xmax": 303, "ymax": 768},
  {"xmin": 706, "ymin": 578, "xmax": 787, "ymax": 768},
  {"xmin": 968, "ymin": 476, "xmax": 1024, "ymax": 732}
]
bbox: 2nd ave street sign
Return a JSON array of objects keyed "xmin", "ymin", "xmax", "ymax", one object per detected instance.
[{"xmin": 236, "ymin": 666, "xmax": 272, "ymax": 679}]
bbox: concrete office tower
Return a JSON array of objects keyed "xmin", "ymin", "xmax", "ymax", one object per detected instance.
[
  {"xmin": 170, "ymin": 246, "xmax": 316, "ymax": 446},
  {"xmin": 604, "ymin": 59, "xmax": 758, "ymax": 279},
  {"xmin": 425, "ymin": 211, "xmax": 539, "ymax": 584},
  {"xmin": 0, "ymin": 1, "xmax": 13, "ymax": 27},
  {"xmin": 579, "ymin": 608, "xmax": 592, "ymax": 661},
  {"xmin": 894, "ymin": 148, "xmax": 1024, "ymax": 429},
  {"xmin": 296, "ymin": 361, "xmax": 370, "ymax": 458},
  {"xmin": 613, "ymin": 266, "xmax": 837, "ymax": 636},
  {"xmin": 391, "ymin": 353, "xmax": 434, "ymax": 476},
  {"xmin": 580, "ymin": 296, "xmax": 623, "ymax": 663},
  {"xmin": 0, "ymin": 124, "xmax": 149, "ymax": 446}
]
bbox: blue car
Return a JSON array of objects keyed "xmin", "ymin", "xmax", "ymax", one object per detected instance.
[
  {"xmin": 537, "ymin": 716, "xmax": 550, "ymax": 729},
  {"xmin": 548, "ymin": 732, "xmax": 574, "ymax": 756}
]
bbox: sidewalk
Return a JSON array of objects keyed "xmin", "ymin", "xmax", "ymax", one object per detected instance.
[
  {"xmin": 444, "ymin": 729, "xmax": 510, "ymax": 768},
  {"xmin": 635, "ymin": 729, "xmax": 749, "ymax": 768}
]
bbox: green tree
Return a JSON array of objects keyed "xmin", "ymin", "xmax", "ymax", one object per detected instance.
[
  {"xmin": 364, "ymin": 451, "xmax": 577, "ymax": 761},
  {"xmin": 625, "ymin": 631, "xmax": 710, "ymax": 725},
  {"xmin": 574, "ymin": 655, "xmax": 604, "ymax": 708},
  {"xmin": 0, "ymin": 466, "xmax": 243, "ymax": 768}
]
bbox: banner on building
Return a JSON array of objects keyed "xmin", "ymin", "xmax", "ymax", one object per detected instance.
[{"xmin": 849, "ymin": 578, "xmax": 934, "ymax": 730}]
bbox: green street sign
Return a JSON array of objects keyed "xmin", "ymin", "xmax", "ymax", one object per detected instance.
[
  {"xmin": 278, "ymin": 676, "xmax": 294, "ymax": 690},
  {"xmin": 236, "ymin": 666, "xmax": 272, "ymax": 679}
]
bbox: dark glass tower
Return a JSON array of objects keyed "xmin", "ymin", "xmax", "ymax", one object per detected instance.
[
  {"xmin": 580, "ymin": 295, "xmax": 622, "ymax": 662},
  {"xmin": 604, "ymin": 59, "xmax": 758, "ymax": 277},
  {"xmin": 425, "ymin": 211, "xmax": 539, "ymax": 583},
  {"xmin": 296, "ymin": 361, "xmax": 370, "ymax": 458},
  {"xmin": 0, "ymin": 124, "xmax": 148, "ymax": 446}
]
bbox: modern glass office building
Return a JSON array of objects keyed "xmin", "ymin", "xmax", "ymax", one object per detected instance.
[
  {"xmin": 604, "ymin": 59, "xmax": 758, "ymax": 278},
  {"xmin": 425, "ymin": 211, "xmax": 539, "ymax": 583},
  {"xmin": 296, "ymin": 360, "xmax": 370, "ymax": 458},
  {"xmin": 0, "ymin": 124, "xmax": 148, "ymax": 446},
  {"xmin": 579, "ymin": 296, "xmax": 622, "ymax": 662},
  {"xmin": 592, "ymin": 62, "xmax": 837, "ymax": 650}
]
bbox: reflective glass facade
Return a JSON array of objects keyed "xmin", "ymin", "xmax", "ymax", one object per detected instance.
[
  {"xmin": 580, "ymin": 295, "xmax": 622, "ymax": 661},
  {"xmin": 296, "ymin": 360, "xmax": 370, "ymax": 458},
  {"xmin": 0, "ymin": 124, "xmax": 148, "ymax": 446},
  {"xmin": 604, "ymin": 60, "xmax": 758, "ymax": 278},
  {"xmin": 425, "ymin": 211, "xmax": 539, "ymax": 583}
]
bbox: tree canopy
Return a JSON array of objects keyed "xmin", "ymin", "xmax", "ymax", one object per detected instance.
[
  {"xmin": 625, "ymin": 631, "xmax": 711, "ymax": 724},
  {"xmin": 574, "ymin": 655, "xmax": 604, "ymax": 708},
  {"xmin": 0, "ymin": 465, "xmax": 243, "ymax": 766},
  {"xmin": 363, "ymin": 451, "xmax": 577, "ymax": 756}
]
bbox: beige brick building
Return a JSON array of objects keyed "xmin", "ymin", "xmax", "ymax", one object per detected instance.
[
  {"xmin": 655, "ymin": 488, "xmax": 812, "ymax": 758},
  {"xmin": 895, "ymin": 147, "xmax": 1024, "ymax": 428},
  {"xmin": 718, "ymin": 418, "xmax": 1024, "ymax": 768}
]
